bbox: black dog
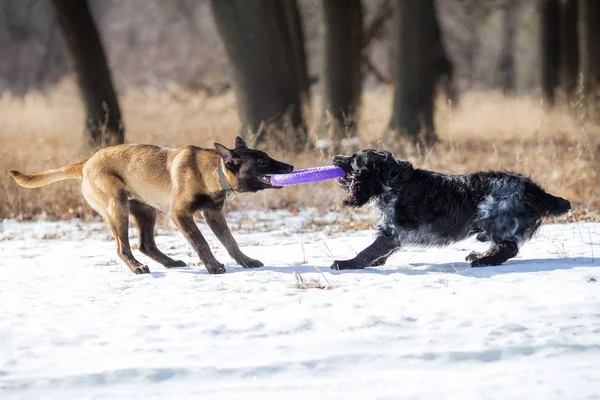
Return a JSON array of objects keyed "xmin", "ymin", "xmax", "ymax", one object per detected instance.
[{"xmin": 331, "ymin": 150, "xmax": 571, "ymax": 269}]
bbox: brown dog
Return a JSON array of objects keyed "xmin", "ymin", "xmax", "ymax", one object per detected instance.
[{"xmin": 10, "ymin": 137, "xmax": 293, "ymax": 274}]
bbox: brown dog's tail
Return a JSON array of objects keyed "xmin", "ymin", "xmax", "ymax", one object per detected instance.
[{"xmin": 9, "ymin": 162, "xmax": 85, "ymax": 188}]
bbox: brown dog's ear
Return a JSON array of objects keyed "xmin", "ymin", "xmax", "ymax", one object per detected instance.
[
  {"xmin": 234, "ymin": 136, "xmax": 247, "ymax": 149},
  {"xmin": 214, "ymin": 143, "xmax": 238, "ymax": 165}
]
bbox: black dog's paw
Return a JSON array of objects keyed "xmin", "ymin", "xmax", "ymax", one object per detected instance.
[
  {"xmin": 133, "ymin": 265, "xmax": 150, "ymax": 274},
  {"xmin": 470, "ymin": 259, "xmax": 491, "ymax": 268},
  {"xmin": 470, "ymin": 258, "xmax": 501, "ymax": 268},
  {"xmin": 475, "ymin": 233, "xmax": 489, "ymax": 242},
  {"xmin": 165, "ymin": 259, "xmax": 187, "ymax": 268},
  {"xmin": 331, "ymin": 259, "xmax": 364, "ymax": 270},
  {"xmin": 370, "ymin": 257, "xmax": 388, "ymax": 267},
  {"xmin": 206, "ymin": 261, "xmax": 226, "ymax": 274},
  {"xmin": 238, "ymin": 257, "xmax": 264, "ymax": 269},
  {"xmin": 465, "ymin": 251, "xmax": 482, "ymax": 262}
]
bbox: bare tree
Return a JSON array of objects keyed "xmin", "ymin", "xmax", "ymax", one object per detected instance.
[
  {"xmin": 541, "ymin": 0, "xmax": 560, "ymax": 104},
  {"xmin": 320, "ymin": 0, "xmax": 363, "ymax": 142},
  {"xmin": 211, "ymin": 0, "xmax": 307, "ymax": 150},
  {"xmin": 283, "ymin": 0, "xmax": 310, "ymax": 103},
  {"xmin": 389, "ymin": 0, "xmax": 438, "ymax": 144},
  {"xmin": 431, "ymin": 4, "xmax": 457, "ymax": 104},
  {"xmin": 51, "ymin": 0, "xmax": 124, "ymax": 147},
  {"xmin": 560, "ymin": 0, "xmax": 579, "ymax": 97},
  {"xmin": 497, "ymin": 0, "xmax": 519, "ymax": 95},
  {"xmin": 578, "ymin": 0, "xmax": 600, "ymax": 108}
]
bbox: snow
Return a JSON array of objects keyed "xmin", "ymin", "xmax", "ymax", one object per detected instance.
[{"xmin": 1, "ymin": 209, "xmax": 600, "ymax": 400}]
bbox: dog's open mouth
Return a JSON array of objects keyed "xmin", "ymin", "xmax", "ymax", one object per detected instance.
[
  {"xmin": 336, "ymin": 173, "xmax": 352, "ymax": 190},
  {"xmin": 332, "ymin": 159, "xmax": 353, "ymax": 190},
  {"xmin": 258, "ymin": 174, "xmax": 283, "ymax": 188},
  {"xmin": 258, "ymin": 175, "xmax": 272, "ymax": 184}
]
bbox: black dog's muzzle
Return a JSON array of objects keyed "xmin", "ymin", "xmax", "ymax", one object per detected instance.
[
  {"xmin": 332, "ymin": 155, "xmax": 354, "ymax": 190},
  {"xmin": 332, "ymin": 155, "xmax": 352, "ymax": 173}
]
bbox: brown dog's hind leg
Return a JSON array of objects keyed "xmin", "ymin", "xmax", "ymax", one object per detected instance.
[
  {"xmin": 82, "ymin": 177, "xmax": 150, "ymax": 274},
  {"xmin": 129, "ymin": 200, "xmax": 186, "ymax": 268},
  {"xmin": 170, "ymin": 213, "xmax": 226, "ymax": 274},
  {"xmin": 203, "ymin": 208, "xmax": 263, "ymax": 268}
]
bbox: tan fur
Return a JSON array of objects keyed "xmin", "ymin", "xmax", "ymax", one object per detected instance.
[
  {"xmin": 10, "ymin": 162, "xmax": 85, "ymax": 188},
  {"xmin": 9, "ymin": 138, "xmax": 288, "ymax": 275}
]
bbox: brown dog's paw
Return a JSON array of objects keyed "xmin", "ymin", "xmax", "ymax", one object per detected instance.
[
  {"xmin": 165, "ymin": 260, "xmax": 187, "ymax": 268},
  {"xmin": 206, "ymin": 262, "xmax": 226, "ymax": 274},
  {"xmin": 238, "ymin": 258, "xmax": 264, "ymax": 269},
  {"xmin": 133, "ymin": 265, "xmax": 151, "ymax": 274},
  {"xmin": 331, "ymin": 259, "xmax": 363, "ymax": 270}
]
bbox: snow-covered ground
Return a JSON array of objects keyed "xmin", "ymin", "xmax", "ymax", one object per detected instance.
[{"xmin": 1, "ymin": 209, "xmax": 599, "ymax": 400}]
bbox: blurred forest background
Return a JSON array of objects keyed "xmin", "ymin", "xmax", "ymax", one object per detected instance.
[
  {"xmin": 0, "ymin": 0, "xmax": 540, "ymax": 96},
  {"xmin": 0, "ymin": 0, "xmax": 598, "ymax": 223}
]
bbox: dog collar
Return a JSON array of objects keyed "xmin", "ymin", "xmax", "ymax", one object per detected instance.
[{"xmin": 218, "ymin": 160, "xmax": 236, "ymax": 198}]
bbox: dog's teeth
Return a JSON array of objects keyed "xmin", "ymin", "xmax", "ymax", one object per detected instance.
[{"xmin": 260, "ymin": 175, "xmax": 271, "ymax": 184}]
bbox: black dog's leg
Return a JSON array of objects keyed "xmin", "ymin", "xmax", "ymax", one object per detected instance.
[
  {"xmin": 469, "ymin": 240, "xmax": 519, "ymax": 267},
  {"xmin": 466, "ymin": 233, "xmax": 491, "ymax": 261},
  {"xmin": 369, "ymin": 248, "xmax": 400, "ymax": 266},
  {"xmin": 332, "ymin": 235, "xmax": 399, "ymax": 270},
  {"xmin": 370, "ymin": 256, "xmax": 388, "ymax": 267}
]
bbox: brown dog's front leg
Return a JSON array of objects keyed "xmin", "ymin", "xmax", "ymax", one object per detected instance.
[
  {"xmin": 331, "ymin": 235, "xmax": 400, "ymax": 270},
  {"xmin": 171, "ymin": 213, "xmax": 226, "ymax": 274},
  {"xmin": 203, "ymin": 209, "xmax": 264, "ymax": 268}
]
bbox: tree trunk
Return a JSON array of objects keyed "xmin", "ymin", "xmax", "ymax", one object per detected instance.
[
  {"xmin": 560, "ymin": 0, "xmax": 579, "ymax": 97},
  {"xmin": 51, "ymin": 0, "xmax": 124, "ymax": 148},
  {"xmin": 389, "ymin": 0, "xmax": 437, "ymax": 143},
  {"xmin": 578, "ymin": 0, "xmax": 600, "ymax": 108},
  {"xmin": 211, "ymin": 0, "xmax": 307, "ymax": 151},
  {"xmin": 541, "ymin": 0, "xmax": 561, "ymax": 105},
  {"xmin": 321, "ymin": 0, "xmax": 363, "ymax": 142},
  {"xmin": 497, "ymin": 0, "xmax": 518, "ymax": 95},
  {"xmin": 431, "ymin": 5, "xmax": 457, "ymax": 104},
  {"xmin": 283, "ymin": 0, "xmax": 310, "ymax": 103}
]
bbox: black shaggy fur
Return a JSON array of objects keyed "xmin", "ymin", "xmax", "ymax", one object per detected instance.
[{"xmin": 332, "ymin": 150, "xmax": 571, "ymax": 270}]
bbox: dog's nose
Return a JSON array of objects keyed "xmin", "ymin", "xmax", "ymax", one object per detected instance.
[{"xmin": 285, "ymin": 164, "xmax": 294, "ymax": 173}]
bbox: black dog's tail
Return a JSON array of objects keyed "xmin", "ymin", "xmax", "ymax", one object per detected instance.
[{"xmin": 541, "ymin": 193, "xmax": 571, "ymax": 216}]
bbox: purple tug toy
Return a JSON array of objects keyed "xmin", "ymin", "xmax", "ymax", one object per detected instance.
[{"xmin": 270, "ymin": 166, "xmax": 346, "ymax": 186}]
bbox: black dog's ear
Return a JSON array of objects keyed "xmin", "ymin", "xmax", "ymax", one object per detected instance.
[
  {"xmin": 214, "ymin": 143, "xmax": 240, "ymax": 166},
  {"xmin": 387, "ymin": 159, "xmax": 411, "ymax": 181},
  {"xmin": 234, "ymin": 136, "xmax": 247, "ymax": 149}
]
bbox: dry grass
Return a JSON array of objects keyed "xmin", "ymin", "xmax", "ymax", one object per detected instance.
[
  {"xmin": 1, "ymin": 79, "xmax": 598, "ymax": 223},
  {"xmin": 293, "ymin": 269, "xmax": 333, "ymax": 291}
]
